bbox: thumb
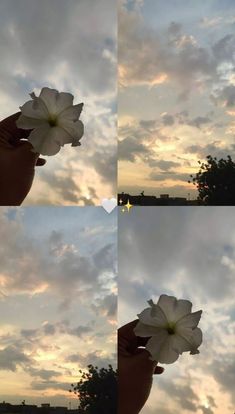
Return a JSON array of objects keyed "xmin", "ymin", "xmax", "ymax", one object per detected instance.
[{"xmin": 154, "ymin": 366, "xmax": 164, "ymax": 375}]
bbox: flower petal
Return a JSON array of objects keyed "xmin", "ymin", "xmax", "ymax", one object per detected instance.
[
  {"xmin": 147, "ymin": 334, "xmax": 180, "ymax": 364},
  {"xmin": 170, "ymin": 333, "xmax": 193, "ymax": 354},
  {"xmin": 176, "ymin": 327, "xmax": 203, "ymax": 353},
  {"xmin": 20, "ymin": 98, "xmax": 49, "ymax": 119},
  {"xmin": 158, "ymin": 336, "xmax": 180, "ymax": 364},
  {"xmin": 176, "ymin": 310, "xmax": 202, "ymax": 330},
  {"xmin": 39, "ymin": 88, "xmax": 74, "ymax": 115},
  {"xmin": 28, "ymin": 125, "xmax": 68, "ymax": 156},
  {"xmin": 16, "ymin": 115, "xmax": 49, "ymax": 129},
  {"xmin": 190, "ymin": 328, "xmax": 203, "ymax": 353},
  {"xmin": 134, "ymin": 322, "xmax": 164, "ymax": 337},
  {"xmin": 59, "ymin": 119, "xmax": 84, "ymax": 142},
  {"xmin": 138, "ymin": 305, "xmax": 168, "ymax": 328},
  {"xmin": 58, "ymin": 103, "xmax": 84, "ymax": 122},
  {"xmin": 157, "ymin": 295, "xmax": 192, "ymax": 323},
  {"xmin": 145, "ymin": 330, "xmax": 169, "ymax": 361}
]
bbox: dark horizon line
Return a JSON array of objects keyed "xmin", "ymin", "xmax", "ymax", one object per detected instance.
[
  {"xmin": 118, "ymin": 192, "xmax": 197, "ymax": 200},
  {"xmin": 0, "ymin": 402, "xmax": 78, "ymax": 408}
]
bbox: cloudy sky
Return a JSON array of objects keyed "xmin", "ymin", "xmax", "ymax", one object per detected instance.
[
  {"xmin": 119, "ymin": 207, "xmax": 235, "ymax": 414},
  {"xmin": 0, "ymin": 207, "xmax": 117, "ymax": 407},
  {"xmin": 119, "ymin": 0, "xmax": 235, "ymax": 198},
  {"xmin": 0, "ymin": 0, "xmax": 116, "ymax": 205}
]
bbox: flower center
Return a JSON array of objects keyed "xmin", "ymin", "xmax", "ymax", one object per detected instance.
[
  {"xmin": 48, "ymin": 117, "xmax": 57, "ymax": 127},
  {"xmin": 166, "ymin": 322, "xmax": 176, "ymax": 335}
]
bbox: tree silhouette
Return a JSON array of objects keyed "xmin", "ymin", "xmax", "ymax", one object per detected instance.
[
  {"xmin": 70, "ymin": 364, "xmax": 117, "ymax": 414},
  {"xmin": 189, "ymin": 155, "xmax": 235, "ymax": 205}
]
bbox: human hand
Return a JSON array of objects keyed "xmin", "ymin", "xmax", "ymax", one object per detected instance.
[
  {"xmin": 0, "ymin": 112, "xmax": 46, "ymax": 205},
  {"xmin": 118, "ymin": 320, "xmax": 164, "ymax": 414}
]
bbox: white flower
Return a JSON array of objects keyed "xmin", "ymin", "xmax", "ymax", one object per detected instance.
[
  {"xmin": 16, "ymin": 87, "xmax": 84, "ymax": 156},
  {"xmin": 134, "ymin": 295, "xmax": 203, "ymax": 364}
]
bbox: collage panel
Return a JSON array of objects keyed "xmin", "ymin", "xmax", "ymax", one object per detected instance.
[
  {"xmin": 118, "ymin": 0, "xmax": 235, "ymax": 206},
  {"xmin": 0, "ymin": 0, "xmax": 116, "ymax": 207},
  {"xmin": 0, "ymin": 207, "xmax": 117, "ymax": 411},
  {"xmin": 119, "ymin": 207, "xmax": 235, "ymax": 414}
]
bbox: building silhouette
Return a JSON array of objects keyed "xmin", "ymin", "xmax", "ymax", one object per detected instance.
[
  {"xmin": 118, "ymin": 192, "xmax": 200, "ymax": 206},
  {"xmin": 0, "ymin": 403, "xmax": 79, "ymax": 414}
]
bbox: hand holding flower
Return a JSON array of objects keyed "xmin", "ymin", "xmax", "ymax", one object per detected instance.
[{"xmin": 0, "ymin": 112, "xmax": 46, "ymax": 205}]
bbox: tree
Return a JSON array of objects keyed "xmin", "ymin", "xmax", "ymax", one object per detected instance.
[
  {"xmin": 69, "ymin": 364, "xmax": 117, "ymax": 414},
  {"xmin": 189, "ymin": 155, "xmax": 235, "ymax": 205}
]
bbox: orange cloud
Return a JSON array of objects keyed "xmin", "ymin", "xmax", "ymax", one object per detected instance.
[
  {"xmin": 226, "ymin": 110, "xmax": 235, "ymax": 116},
  {"xmin": 150, "ymin": 73, "xmax": 168, "ymax": 86},
  {"xmin": 119, "ymin": 63, "xmax": 168, "ymax": 88}
]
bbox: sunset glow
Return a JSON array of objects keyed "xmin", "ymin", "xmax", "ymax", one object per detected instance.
[{"xmin": 119, "ymin": 0, "xmax": 235, "ymax": 199}]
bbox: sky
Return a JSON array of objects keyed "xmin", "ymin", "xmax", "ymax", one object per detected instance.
[
  {"xmin": 119, "ymin": 207, "xmax": 235, "ymax": 414},
  {"xmin": 119, "ymin": 0, "xmax": 235, "ymax": 198},
  {"xmin": 0, "ymin": 207, "xmax": 117, "ymax": 407},
  {"xmin": 0, "ymin": 0, "xmax": 116, "ymax": 205}
]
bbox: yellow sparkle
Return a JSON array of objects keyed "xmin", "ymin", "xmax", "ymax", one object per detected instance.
[
  {"xmin": 125, "ymin": 199, "xmax": 133, "ymax": 212},
  {"xmin": 121, "ymin": 208, "xmax": 126, "ymax": 213}
]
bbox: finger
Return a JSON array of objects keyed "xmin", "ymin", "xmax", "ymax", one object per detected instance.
[
  {"xmin": 118, "ymin": 337, "xmax": 131, "ymax": 356},
  {"xmin": 36, "ymin": 157, "xmax": 46, "ymax": 166},
  {"xmin": 131, "ymin": 349, "xmax": 157, "ymax": 373},
  {"xmin": 16, "ymin": 141, "xmax": 39, "ymax": 165},
  {"xmin": 118, "ymin": 320, "xmax": 139, "ymax": 354},
  {"xmin": 118, "ymin": 320, "xmax": 140, "ymax": 342},
  {"xmin": 118, "ymin": 320, "xmax": 150, "ymax": 353},
  {"xmin": 0, "ymin": 112, "xmax": 31, "ymax": 144},
  {"xmin": 154, "ymin": 366, "xmax": 164, "ymax": 375}
]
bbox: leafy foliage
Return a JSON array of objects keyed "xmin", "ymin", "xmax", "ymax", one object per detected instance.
[
  {"xmin": 70, "ymin": 364, "xmax": 117, "ymax": 414},
  {"xmin": 189, "ymin": 155, "xmax": 235, "ymax": 205}
]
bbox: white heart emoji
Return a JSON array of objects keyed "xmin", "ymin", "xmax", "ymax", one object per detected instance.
[{"xmin": 101, "ymin": 198, "xmax": 117, "ymax": 213}]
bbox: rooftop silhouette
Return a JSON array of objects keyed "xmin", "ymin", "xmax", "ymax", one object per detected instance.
[
  {"xmin": 118, "ymin": 192, "xmax": 200, "ymax": 206},
  {"xmin": 0, "ymin": 402, "xmax": 79, "ymax": 414}
]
